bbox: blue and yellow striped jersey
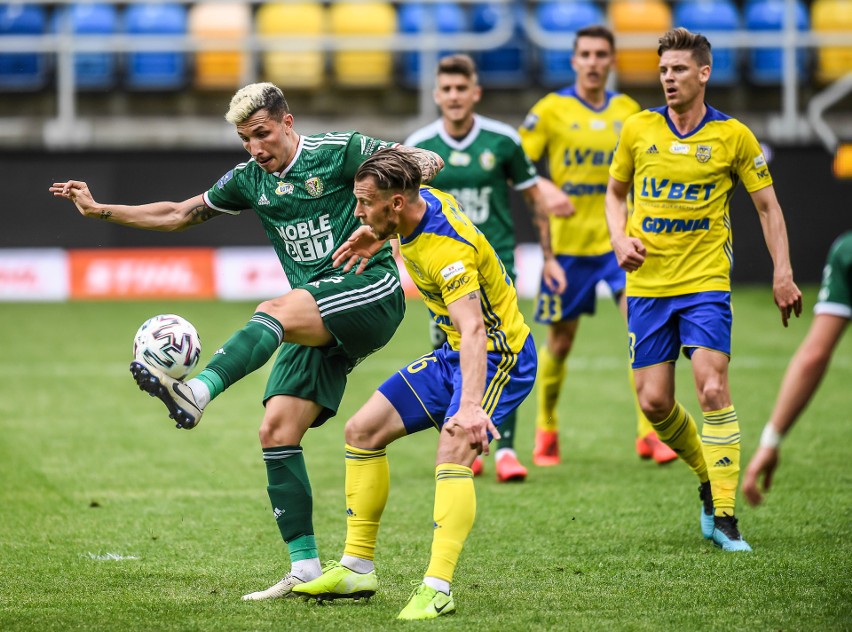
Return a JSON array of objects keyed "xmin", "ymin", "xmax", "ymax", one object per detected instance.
[
  {"xmin": 519, "ymin": 87, "xmax": 641, "ymax": 256},
  {"xmin": 610, "ymin": 106, "xmax": 772, "ymax": 297},
  {"xmin": 399, "ymin": 186, "xmax": 530, "ymax": 353}
]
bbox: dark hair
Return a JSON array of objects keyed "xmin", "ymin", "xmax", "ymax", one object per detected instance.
[
  {"xmin": 355, "ymin": 147, "xmax": 422, "ymax": 194},
  {"xmin": 657, "ymin": 27, "xmax": 713, "ymax": 67},
  {"xmin": 437, "ymin": 53, "xmax": 478, "ymax": 82},
  {"xmin": 574, "ymin": 25, "xmax": 615, "ymax": 53}
]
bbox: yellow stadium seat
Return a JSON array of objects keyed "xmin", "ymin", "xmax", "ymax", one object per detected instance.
[
  {"xmin": 188, "ymin": 3, "xmax": 251, "ymax": 90},
  {"xmin": 610, "ymin": 0, "xmax": 672, "ymax": 85},
  {"xmin": 257, "ymin": 3, "xmax": 326, "ymax": 89},
  {"xmin": 812, "ymin": 0, "xmax": 852, "ymax": 84},
  {"xmin": 329, "ymin": 1, "xmax": 396, "ymax": 87}
]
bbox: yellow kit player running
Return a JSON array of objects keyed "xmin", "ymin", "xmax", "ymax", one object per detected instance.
[
  {"xmin": 519, "ymin": 25, "xmax": 675, "ymax": 466},
  {"xmin": 605, "ymin": 28, "xmax": 802, "ymax": 551},
  {"xmin": 293, "ymin": 148, "xmax": 536, "ymax": 619}
]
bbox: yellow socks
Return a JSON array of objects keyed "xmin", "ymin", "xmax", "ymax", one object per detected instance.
[
  {"xmin": 425, "ymin": 464, "xmax": 476, "ymax": 583},
  {"xmin": 652, "ymin": 402, "xmax": 708, "ymax": 482},
  {"xmin": 701, "ymin": 406, "xmax": 741, "ymax": 516},
  {"xmin": 342, "ymin": 444, "xmax": 389, "ymax": 561},
  {"xmin": 536, "ymin": 345, "xmax": 565, "ymax": 432}
]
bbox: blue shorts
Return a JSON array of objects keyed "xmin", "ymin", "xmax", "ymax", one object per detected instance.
[
  {"xmin": 535, "ymin": 252, "xmax": 625, "ymax": 324},
  {"xmin": 377, "ymin": 334, "xmax": 537, "ymax": 435},
  {"xmin": 627, "ymin": 291, "xmax": 732, "ymax": 369}
]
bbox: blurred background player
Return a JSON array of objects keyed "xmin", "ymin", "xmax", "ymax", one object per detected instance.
[
  {"xmin": 518, "ymin": 25, "xmax": 676, "ymax": 467},
  {"xmin": 743, "ymin": 231, "xmax": 851, "ymax": 506},
  {"xmin": 50, "ymin": 82, "xmax": 443, "ymax": 599},
  {"xmin": 404, "ymin": 53, "xmax": 570, "ymax": 482},
  {"xmin": 294, "ymin": 148, "xmax": 536, "ymax": 619},
  {"xmin": 606, "ymin": 28, "xmax": 802, "ymax": 551}
]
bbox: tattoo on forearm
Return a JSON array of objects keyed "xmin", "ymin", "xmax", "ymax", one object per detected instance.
[
  {"xmin": 187, "ymin": 205, "xmax": 220, "ymax": 225},
  {"xmin": 99, "ymin": 210, "xmax": 113, "ymax": 221}
]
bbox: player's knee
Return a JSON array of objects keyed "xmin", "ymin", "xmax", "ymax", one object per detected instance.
[
  {"xmin": 345, "ymin": 416, "xmax": 385, "ymax": 449},
  {"xmin": 696, "ymin": 380, "xmax": 729, "ymax": 410},
  {"xmin": 638, "ymin": 392, "xmax": 673, "ymax": 422}
]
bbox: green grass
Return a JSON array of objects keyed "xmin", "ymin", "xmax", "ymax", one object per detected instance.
[{"xmin": 0, "ymin": 288, "xmax": 850, "ymax": 631}]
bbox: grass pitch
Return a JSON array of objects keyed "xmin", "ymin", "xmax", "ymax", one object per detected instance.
[{"xmin": 0, "ymin": 288, "xmax": 849, "ymax": 631}]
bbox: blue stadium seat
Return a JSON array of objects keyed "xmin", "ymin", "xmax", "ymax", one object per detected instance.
[
  {"xmin": 744, "ymin": 0, "xmax": 810, "ymax": 85},
  {"xmin": 470, "ymin": 2, "xmax": 531, "ymax": 88},
  {"xmin": 52, "ymin": 3, "xmax": 118, "ymax": 90},
  {"xmin": 674, "ymin": 0, "xmax": 740, "ymax": 86},
  {"xmin": 124, "ymin": 3, "xmax": 187, "ymax": 90},
  {"xmin": 397, "ymin": 2, "xmax": 468, "ymax": 88},
  {"xmin": 0, "ymin": 3, "xmax": 48, "ymax": 90},
  {"xmin": 535, "ymin": 1, "xmax": 604, "ymax": 87}
]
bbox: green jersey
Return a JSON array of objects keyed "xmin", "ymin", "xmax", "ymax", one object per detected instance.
[
  {"xmin": 204, "ymin": 131, "xmax": 396, "ymax": 286},
  {"xmin": 816, "ymin": 231, "xmax": 852, "ymax": 319},
  {"xmin": 404, "ymin": 114, "xmax": 538, "ymax": 267}
]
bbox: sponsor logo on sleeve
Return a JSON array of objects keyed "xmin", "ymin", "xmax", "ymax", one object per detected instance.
[
  {"xmin": 440, "ymin": 261, "xmax": 466, "ymax": 280},
  {"xmin": 753, "ymin": 154, "xmax": 767, "ymax": 169}
]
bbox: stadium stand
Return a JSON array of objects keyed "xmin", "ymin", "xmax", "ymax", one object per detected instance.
[
  {"xmin": 398, "ymin": 2, "xmax": 468, "ymax": 88},
  {"xmin": 188, "ymin": 2, "xmax": 252, "ymax": 90},
  {"xmin": 745, "ymin": 0, "xmax": 810, "ymax": 85},
  {"xmin": 609, "ymin": 0, "xmax": 673, "ymax": 85},
  {"xmin": 124, "ymin": 3, "xmax": 187, "ymax": 91},
  {"xmin": 535, "ymin": 0, "xmax": 605, "ymax": 87},
  {"xmin": 256, "ymin": 2, "xmax": 326, "ymax": 89},
  {"xmin": 673, "ymin": 0, "xmax": 740, "ymax": 86},
  {"xmin": 52, "ymin": 3, "xmax": 118, "ymax": 91},
  {"xmin": 811, "ymin": 0, "xmax": 852, "ymax": 84},
  {"xmin": 329, "ymin": 1, "xmax": 396, "ymax": 87},
  {"xmin": 0, "ymin": 3, "xmax": 48, "ymax": 91},
  {"xmin": 471, "ymin": 2, "xmax": 532, "ymax": 88}
]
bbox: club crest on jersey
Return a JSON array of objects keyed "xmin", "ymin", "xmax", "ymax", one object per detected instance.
[
  {"xmin": 695, "ymin": 145, "xmax": 712, "ymax": 163},
  {"xmin": 275, "ymin": 181, "xmax": 294, "ymax": 195},
  {"xmin": 479, "ymin": 149, "xmax": 496, "ymax": 171},
  {"xmin": 670, "ymin": 141, "xmax": 690, "ymax": 155},
  {"xmin": 449, "ymin": 150, "xmax": 471, "ymax": 167},
  {"xmin": 304, "ymin": 177, "xmax": 324, "ymax": 197}
]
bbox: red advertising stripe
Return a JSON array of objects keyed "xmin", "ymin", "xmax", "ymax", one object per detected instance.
[{"xmin": 69, "ymin": 248, "xmax": 215, "ymax": 299}]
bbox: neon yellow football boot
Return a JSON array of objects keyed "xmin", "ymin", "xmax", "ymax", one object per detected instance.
[
  {"xmin": 397, "ymin": 583, "xmax": 455, "ymax": 620},
  {"xmin": 291, "ymin": 561, "xmax": 377, "ymax": 602}
]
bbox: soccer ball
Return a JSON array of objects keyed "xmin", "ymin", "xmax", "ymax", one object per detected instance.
[{"xmin": 133, "ymin": 314, "xmax": 201, "ymax": 380}]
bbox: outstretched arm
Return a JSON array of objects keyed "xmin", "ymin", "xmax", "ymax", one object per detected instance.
[
  {"xmin": 49, "ymin": 180, "xmax": 221, "ymax": 231},
  {"xmin": 605, "ymin": 176, "xmax": 646, "ymax": 272},
  {"xmin": 750, "ymin": 185, "xmax": 803, "ymax": 327},
  {"xmin": 393, "ymin": 146, "xmax": 445, "ymax": 183},
  {"xmin": 742, "ymin": 313, "xmax": 847, "ymax": 506},
  {"xmin": 522, "ymin": 184, "xmax": 566, "ymax": 293}
]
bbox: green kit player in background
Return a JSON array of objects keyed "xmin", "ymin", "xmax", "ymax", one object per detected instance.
[
  {"xmin": 50, "ymin": 82, "xmax": 444, "ymax": 600},
  {"xmin": 405, "ymin": 53, "xmax": 571, "ymax": 483}
]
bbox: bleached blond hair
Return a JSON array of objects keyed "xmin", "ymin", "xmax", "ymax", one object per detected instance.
[{"xmin": 225, "ymin": 82, "xmax": 289, "ymax": 125}]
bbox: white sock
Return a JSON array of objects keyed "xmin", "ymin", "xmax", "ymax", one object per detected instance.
[
  {"xmin": 340, "ymin": 555, "xmax": 374, "ymax": 574},
  {"xmin": 423, "ymin": 576, "xmax": 450, "ymax": 595},
  {"xmin": 494, "ymin": 447, "xmax": 516, "ymax": 461},
  {"xmin": 291, "ymin": 557, "xmax": 322, "ymax": 581},
  {"xmin": 186, "ymin": 378, "xmax": 211, "ymax": 409}
]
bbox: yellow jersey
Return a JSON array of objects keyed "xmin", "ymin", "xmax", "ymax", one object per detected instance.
[
  {"xmin": 610, "ymin": 105, "xmax": 772, "ymax": 297},
  {"xmin": 519, "ymin": 88, "xmax": 641, "ymax": 256},
  {"xmin": 399, "ymin": 186, "xmax": 530, "ymax": 354}
]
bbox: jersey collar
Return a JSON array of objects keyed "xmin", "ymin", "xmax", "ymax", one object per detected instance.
[
  {"xmin": 438, "ymin": 114, "xmax": 482, "ymax": 151},
  {"xmin": 652, "ymin": 104, "xmax": 727, "ymax": 139},
  {"xmin": 400, "ymin": 188, "xmax": 441, "ymax": 244},
  {"xmin": 560, "ymin": 86, "xmax": 614, "ymax": 113},
  {"xmin": 272, "ymin": 134, "xmax": 304, "ymax": 177}
]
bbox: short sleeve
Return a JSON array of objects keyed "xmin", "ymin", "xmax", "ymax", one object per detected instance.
[
  {"xmin": 734, "ymin": 123, "xmax": 773, "ymax": 193},
  {"xmin": 518, "ymin": 96, "xmax": 551, "ymax": 162},
  {"xmin": 342, "ymin": 132, "xmax": 397, "ymax": 180},
  {"xmin": 204, "ymin": 167, "xmax": 250, "ymax": 214},
  {"xmin": 430, "ymin": 242, "xmax": 481, "ymax": 306},
  {"xmin": 609, "ymin": 117, "xmax": 637, "ymax": 184}
]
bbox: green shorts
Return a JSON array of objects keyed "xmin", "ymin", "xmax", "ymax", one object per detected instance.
[{"xmin": 264, "ymin": 262, "xmax": 405, "ymax": 426}]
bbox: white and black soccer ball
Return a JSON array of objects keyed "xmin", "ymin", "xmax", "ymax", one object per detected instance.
[{"xmin": 133, "ymin": 314, "xmax": 201, "ymax": 380}]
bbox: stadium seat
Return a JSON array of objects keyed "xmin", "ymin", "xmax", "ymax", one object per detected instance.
[
  {"xmin": 535, "ymin": 1, "xmax": 605, "ymax": 88},
  {"xmin": 124, "ymin": 3, "xmax": 187, "ymax": 91},
  {"xmin": 188, "ymin": 3, "xmax": 252, "ymax": 91},
  {"xmin": 397, "ymin": 2, "xmax": 467, "ymax": 88},
  {"xmin": 0, "ymin": 3, "xmax": 48, "ymax": 91},
  {"xmin": 470, "ymin": 2, "xmax": 531, "ymax": 88},
  {"xmin": 673, "ymin": 0, "xmax": 740, "ymax": 86},
  {"xmin": 610, "ymin": 0, "xmax": 672, "ymax": 85},
  {"xmin": 256, "ymin": 3, "xmax": 326, "ymax": 89},
  {"xmin": 52, "ymin": 3, "xmax": 118, "ymax": 91},
  {"xmin": 329, "ymin": 1, "xmax": 396, "ymax": 87},
  {"xmin": 744, "ymin": 0, "xmax": 809, "ymax": 85},
  {"xmin": 811, "ymin": 0, "xmax": 852, "ymax": 84}
]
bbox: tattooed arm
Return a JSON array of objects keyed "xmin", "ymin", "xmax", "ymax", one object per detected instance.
[
  {"xmin": 48, "ymin": 180, "xmax": 223, "ymax": 231},
  {"xmin": 393, "ymin": 145, "xmax": 445, "ymax": 183}
]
